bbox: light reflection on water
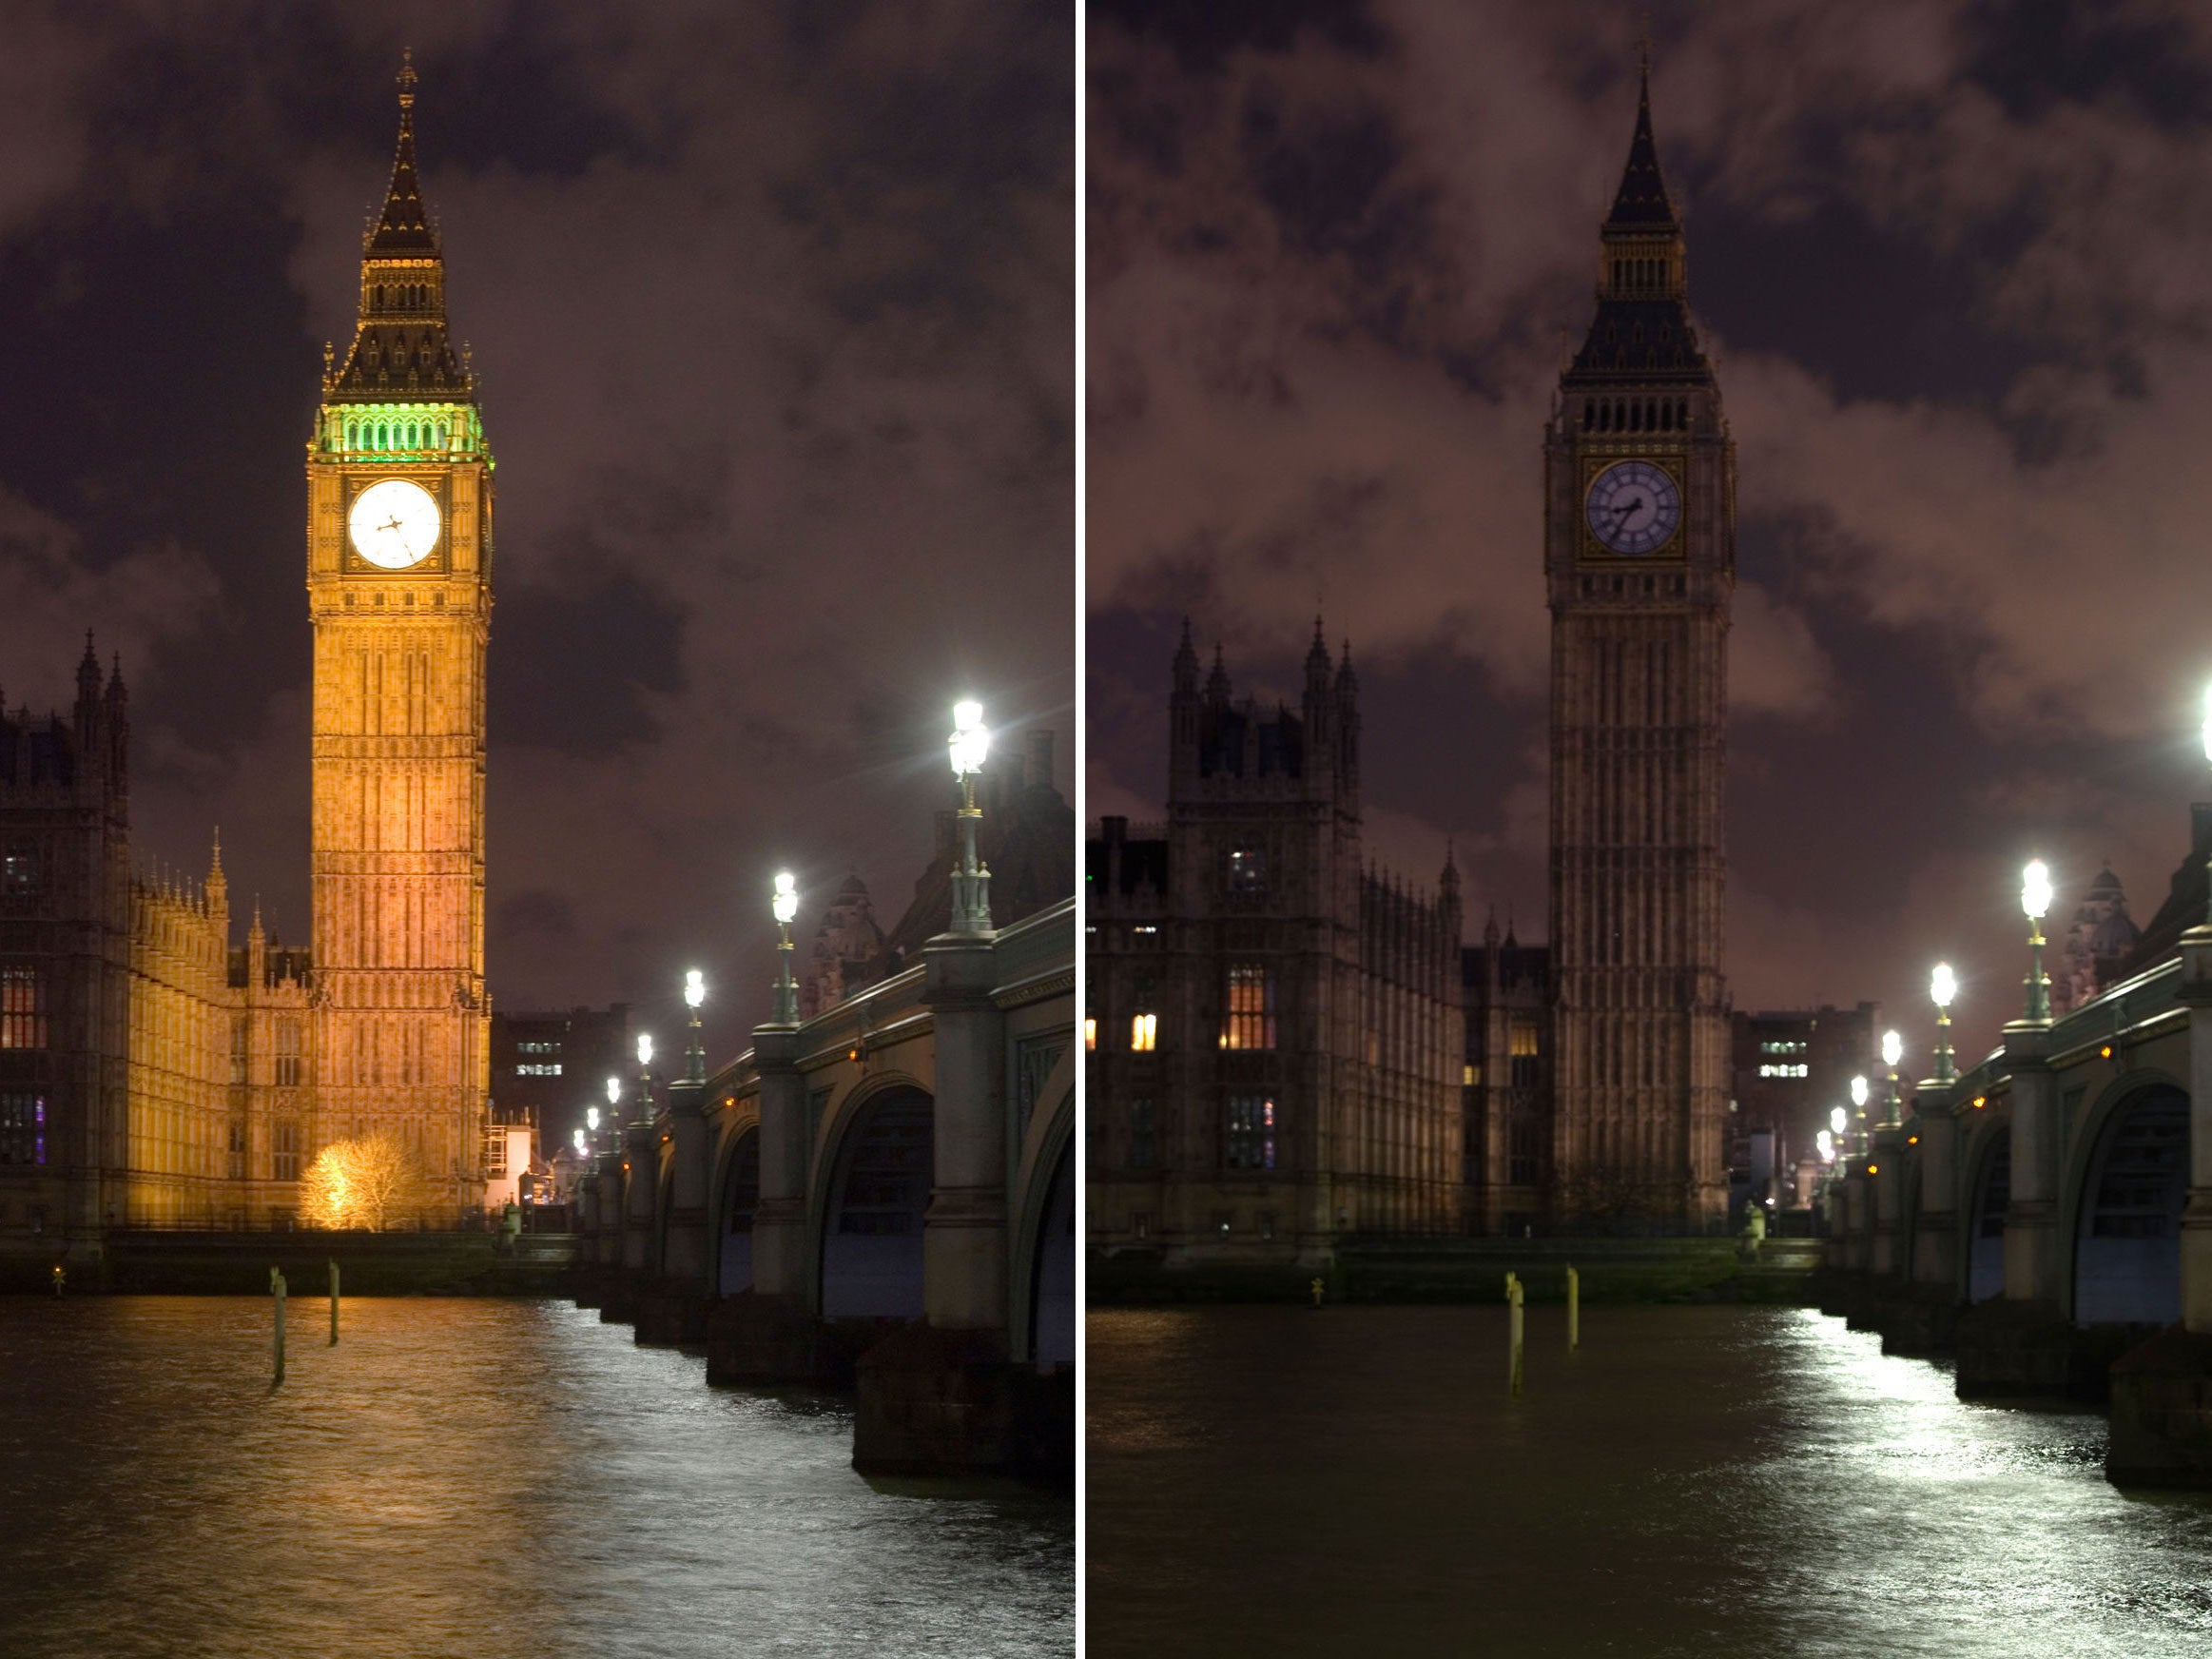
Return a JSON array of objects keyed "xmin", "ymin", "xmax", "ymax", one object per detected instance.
[
  {"xmin": 0, "ymin": 1298, "xmax": 1072, "ymax": 1658},
  {"xmin": 1087, "ymin": 1303, "xmax": 2212, "ymax": 1659}
]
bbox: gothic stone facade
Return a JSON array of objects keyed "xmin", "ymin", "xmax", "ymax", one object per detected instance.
[
  {"xmin": 1544, "ymin": 71, "xmax": 1735, "ymax": 1231},
  {"xmin": 1087, "ymin": 628, "xmax": 1463, "ymax": 1266}
]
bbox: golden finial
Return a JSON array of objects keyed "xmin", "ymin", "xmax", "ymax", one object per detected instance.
[{"xmin": 398, "ymin": 46, "xmax": 417, "ymax": 110}]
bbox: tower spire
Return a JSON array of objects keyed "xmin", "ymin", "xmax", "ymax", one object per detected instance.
[{"xmin": 1605, "ymin": 54, "xmax": 1677, "ymax": 232}]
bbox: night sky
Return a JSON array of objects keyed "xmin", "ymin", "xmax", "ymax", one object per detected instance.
[
  {"xmin": 1086, "ymin": 0, "xmax": 2212, "ymax": 1073},
  {"xmin": 0, "ymin": 2, "xmax": 1072, "ymax": 1064}
]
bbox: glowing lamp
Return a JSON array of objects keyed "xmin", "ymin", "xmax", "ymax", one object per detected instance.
[
  {"xmin": 685, "ymin": 969, "xmax": 706, "ymax": 1010},
  {"xmin": 1881, "ymin": 1030, "xmax": 1902, "ymax": 1069},
  {"xmin": 1817, "ymin": 1129, "xmax": 1834, "ymax": 1161},
  {"xmin": 1850, "ymin": 1075, "xmax": 1868, "ymax": 1108},
  {"xmin": 637, "ymin": 1033, "xmax": 653, "ymax": 1069},
  {"xmin": 2021, "ymin": 859, "xmax": 2051, "ymax": 921},
  {"xmin": 572, "ymin": 1128, "xmax": 587, "ymax": 1153},
  {"xmin": 587, "ymin": 1107, "xmax": 600, "ymax": 1133},
  {"xmin": 606, "ymin": 1075, "xmax": 621, "ymax": 1107},
  {"xmin": 1829, "ymin": 1105, "xmax": 1847, "ymax": 1135},
  {"xmin": 1867, "ymin": 1164, "xmax": 1879, "ymax": 1176},
  {"xmin": 949, "ymin": 698, "xmax": 990, "ymax": 778},
  {"xmin": 1931, "ymin": 963, "xmax": 1955, "ymax": 1009},
  {"xmin": 772, "ymin": 870, "xmax": 799, "ymax": 927}
]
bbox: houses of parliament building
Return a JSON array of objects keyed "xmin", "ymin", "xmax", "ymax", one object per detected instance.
[
  {"xmin": 1088, "ymin": 68, "xmax": 1737, "ymax": 1259},
  {"xmin": 0, "ymin": 61, "xmax": 495, "ymax": 1249}
]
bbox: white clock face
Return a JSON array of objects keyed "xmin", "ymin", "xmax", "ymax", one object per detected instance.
[
  {"xmin": 348, "ymin": 478, "xmax": 441, "ymax": 570},
  {"xmin": 1585, "ymin": 459, "xmax": 1681, "ymax": 556}
]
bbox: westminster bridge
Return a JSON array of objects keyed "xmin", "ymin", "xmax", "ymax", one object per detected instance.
[
  {"xmin": 570, "ymin": 897, "xmax": 1076, "ymax": 1478},
  {"xmin": 1820, "ymin": 830, "xmax": 2212, "ymax": 1487}
]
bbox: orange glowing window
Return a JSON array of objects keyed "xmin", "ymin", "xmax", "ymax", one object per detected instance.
[
  {"xmin": 1131, "ymin": 1012, "xmax": 1157, "ymax": 1053},
  {"xmin": 1220, "ymin": 964, "xmax": 1276, "ymax": 1051},
  {"xmin": 1085, "ymin": 1017, "xmax": 1096, "ymax": 1051}
]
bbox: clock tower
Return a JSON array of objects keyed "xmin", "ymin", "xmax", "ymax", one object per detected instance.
[
  {"xmin": 1545, "ymin": 66, "xmax": 1732, "ymax": 1230},
  {"xmin": 306, "ymin": 54, "xmax": 492, "ymax": 1211}
]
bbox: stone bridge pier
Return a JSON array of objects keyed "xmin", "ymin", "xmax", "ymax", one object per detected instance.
[
  {"xmin": 579, "ymin": 898, "xmax": 1075, "ymax": 1479},
  {"xmin": 1819, "ymin": 851, "xmax": 2212, "ymax": 1487}
]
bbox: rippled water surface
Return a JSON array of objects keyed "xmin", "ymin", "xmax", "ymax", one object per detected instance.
[
  {"xmin": 1088, "ymin": 1303, "xmax": 2212, "ymax": 1659},
  {"xmin": 0, "ymin": 1298, "xmax": 1072, "ymax": 1658}
]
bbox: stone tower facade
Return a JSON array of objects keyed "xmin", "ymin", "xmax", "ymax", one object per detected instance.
[
  {"xmin": 1544, "ymin": 69, "xmax": 1733, "ymax": 1230},
  {"xmin": 306, "ymin": 56, "xmax": 492, "ymax": 1214}
]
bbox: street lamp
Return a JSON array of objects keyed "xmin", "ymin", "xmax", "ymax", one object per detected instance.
[
  {"xmin": 633, "ymin": 1033, "xmax": 655, "ymax": 1124},
  {"xmin": 683, "ymin": 968, "xmax": 708, "ymax": 1083},
  {"xmin": 771, "ymin": 870, "xmax": 800, "ymax": 1025},
  {"xmin": 1849, "ymin": 1073, "xmax": 1869, "ymax": 1157},
  {"xmin": 2022, "ymin": 858, "xmax": 2053, "ymax": 1022},
  {"xmin": 1880, "ymin": 1028, "xmax": 1903, "ymax": 1127},
  {"xmin": 1930, "ymin": 962, "xmax": 1957, "ymax": 1084},
  {"xmin": 948, "ymin": 697, "xmax": 993, "ymax": 934}
]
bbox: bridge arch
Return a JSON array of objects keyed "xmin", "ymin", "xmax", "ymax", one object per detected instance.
[
  {"xmin": 812, "ymin": 1077, "xmax": 935, "ymax": 1320},
  {"xmin": 1011, "ymin": 1083, "xmax": 1076, "ymax": 1370},
  {"xmin": 1964, "ymin": 1122, "xmax": 2009, "ymax": 1303},
  {"xmin": 715, "ymin": 1124, "xmax": 761, "ymax": 1297},
  {"xmin": 2062, "ymin": 1072, "xmax": 2189, "ymax": 1326}
]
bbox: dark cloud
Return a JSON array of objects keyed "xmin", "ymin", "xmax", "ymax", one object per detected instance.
[
  {"xmin": 1087, "ymin": 0, "xmax": 2212, "ymax": 1069},
  {"xmin": 2, "ymin": 0, "xmax": 1072, "ymax": 1063}
]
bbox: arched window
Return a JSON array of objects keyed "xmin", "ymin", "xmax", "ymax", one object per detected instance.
[
  {"xmin": 436, "ymin": 421, "xmax": 448, "ymax": 448},
  {"xmin": 346, "ymin": 420, "xmax": 359, "ymax": 449},
  {"xmin": 376, "ymin": 422, "xmax": 388, "ymax": 450}
]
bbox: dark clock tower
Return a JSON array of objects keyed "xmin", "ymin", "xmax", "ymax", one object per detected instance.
[{"xmin": 1545, "ymin": 67, "xmax": 1733, "ymax": 1230}]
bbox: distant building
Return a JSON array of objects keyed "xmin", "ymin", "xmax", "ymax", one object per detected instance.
[
  {"xmin": 488, "ymin": 1005, "xmax": 634, "ymax": 1161},
  {"xmin": 801, "ymin": 875, "xmax": 885, "ymax": 1019},
  {"xmin": 2053, "ymin": 865, "xmax": 2141, "ymax": 1015},
  {"xmin": 1087, "ymin": 624, "xmax": 1463, "ymax": 1266},
  {"xmin": 1729, "ymin": 1005, "xmax": 1879, "ymax": 1206}
]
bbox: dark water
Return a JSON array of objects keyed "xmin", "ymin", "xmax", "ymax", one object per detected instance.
[
  {"xmin": 1088, "ymin": 1303, "xmax": 2212, "ymax": 1659},
  {"xmin": 0, "ymin": 1298, "xmax": 1072, "ymax": 1658}
]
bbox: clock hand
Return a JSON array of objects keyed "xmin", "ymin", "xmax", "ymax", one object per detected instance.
[
  {"xmin": 1613, "ymin": 497, "xmax": 1644, "ymax": 521},
  {"xmin": 380, "ymin": 516, "xmax": 405, "ymax": 537}
]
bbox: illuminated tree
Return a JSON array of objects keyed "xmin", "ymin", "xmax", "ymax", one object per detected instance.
[{"xmin": 300, "ymin": 1131, "xmax": 432, "ymax": 1232}]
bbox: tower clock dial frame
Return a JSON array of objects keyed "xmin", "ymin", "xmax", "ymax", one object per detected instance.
[
  {"xmin": 1581, "ymin": 457, "xmax": 1683, "ymax": 558},
  {"xmin": 345, "ymin": 476, "xmax": 447, "ymax": 572}
]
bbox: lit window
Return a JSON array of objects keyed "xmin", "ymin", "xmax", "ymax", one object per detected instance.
[
  {"xmin": 0, "ymin": 966, "xmax": 44, "ymax": 1050},
  {"xmin": 1509, "ymin": 1017, "xmax": 1539, "ymax": 1088},
  {"xmin": 1463, "ymin": 1063, "xmax": 1477, "ymax": 1086},
  {"xmin": 1228, "ymin": 846, "xmax": 1266, "ymax": 895},
  {"xmin": 1221, "ymin": 964, "xmax": 1275, "ymax": 1050},
  {"xmin": 514, "ymin": 1063, "xmax": 564, "ymax": 1076},
  {"xmin": 0, "ymin": 1092, "xmax": 45, "ymax": 1165},
  {"xmin": 1130, "ymin": 1012, "xmax": 1157, "ymax": 1053},
  {"xmin": 1084, "ymin": 1018, "xmax": 1097, "ymax": 1052},
  {"xmin": 1, "ymin": 849, "xmax": 38, "ymax": 897},
  {"xmin": 1133, "ymin": 924, "xmax": 1158, "ymax": 936},
  {"xmin": 1227, "ymin": 1095, "xmax": 1276, "ymax": 1170}
]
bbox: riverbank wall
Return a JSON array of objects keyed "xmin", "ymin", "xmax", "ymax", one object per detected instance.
[
  {"xmin": 0, "ymin": 1231, "xmax": 577, "ymax": 1296},
  {"xmin": 1090, "ymin": 1237, "xmax": 1821, "ymax": 1306}
]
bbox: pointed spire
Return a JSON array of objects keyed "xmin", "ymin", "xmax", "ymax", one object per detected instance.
[
  {"xmin": 76, "ymin": 630, "xmax": 102, "ymax": 705},
  {"xmin": 1173, "ymin": 615, "xmax": 1199, "ymax": 690},
  {"xmin": 1205, "ymin": 641, "xmax": 1231, "ymax": 704},
  {"xmin": 367, "ymin": 49, "xmax": 437, "ymax": 257},
  {"xmin": 1606, "ymin": 56, "xmax": 1677, "ymax": 231}
]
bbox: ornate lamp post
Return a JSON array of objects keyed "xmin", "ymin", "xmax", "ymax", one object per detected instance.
[
  {"xmin": 1931, "ymin": 963, "xmax": 1957, "ymax": 1084},
  {"xmin": 947, "ymin": 698, "xmax": 993, "ymax": 934},
  {"xmin": 684, "ymin": 968, "xmax": 707, "ymax": 1084},
  {"xmin": 2022, "ymin": 858, "xmax": 2053, "ymax": 1022},
  {"xmin": 604, "ymin": 1075, "xmax": 621, "ymax": 1155},
  {"xmin": 771, "ymin": 870, "xmax": 800, "ymax": 1025},
  {"xmin": 1850, "ymin": 1073, "xmax": 1870, "ymax": 1158},
  {"xmin": 633, "ymin": 1032, "xmax": 655, "ymax": 1125},
  {"xmin": 1880, "ymin": 1029, "xmax": 1904, "ymax": 1128}
]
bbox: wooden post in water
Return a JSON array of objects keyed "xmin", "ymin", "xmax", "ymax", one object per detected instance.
[
  {"xmin": 270, "ymin": 1267, "xmax": 287, "ymax": 1386},
  {"xmin": 1508, "ymin": 1274, "xmax": 1524, "ymax": 1396},
  {"xmin": 328, "ymin": 1259, "xmax": 340, "ymax": 1345},
  {"xmin": 1566, "ymin": 1264, "xmax": 1580, "ymax": 1351}
]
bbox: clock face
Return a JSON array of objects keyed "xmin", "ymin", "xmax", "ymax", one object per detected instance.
[
  {"xmin": 347, "ymin": 478, "xmax": 441, "ymax": 570},
  {"xmin": 1584, "ymin": 459, "xmax": 1682, "ymax": 556}
]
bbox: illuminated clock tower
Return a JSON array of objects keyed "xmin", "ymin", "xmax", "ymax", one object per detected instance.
[
  {"xmin": 306, "ymin": 54, "xmax": 491, "ymax": 1210},
  {"xmin": 1545, "ymin": 65, "xmax": 1733, "ymax": 1231}
]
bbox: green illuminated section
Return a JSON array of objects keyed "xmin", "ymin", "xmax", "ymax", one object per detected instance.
[{"xmin": 317, "ymin": 401, "xmax": 491, "ymax": 465}]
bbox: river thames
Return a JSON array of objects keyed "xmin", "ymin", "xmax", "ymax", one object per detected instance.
[
  {"xmin": 0, "ymin": 1297, "xmax": 1072, "ymax": 1658},
  {"xmin": 1088, "ymin": 1302, "xmax": 2212, "ymax": 1658}
]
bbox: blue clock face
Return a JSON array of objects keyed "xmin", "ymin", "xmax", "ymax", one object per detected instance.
[{"xmin": 1585, "ymin": 459, "xmax": 1681, "ymax": 556}]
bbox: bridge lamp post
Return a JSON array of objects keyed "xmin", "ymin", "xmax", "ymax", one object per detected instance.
[
  {"xmin": 948, "ymin": 698, "xmax": 994, "ymax": 934},
  {"xmin": 604, "ymin": 1075, "xmax": 621, "ymax": 1155},
  {"xmin": 1931, "ymin": 963, "xmax": 1957, "ymax": 1085},
  {"xmin": 633, "ymin": 1033, "xmax": 655, "ymax": 1125},
  {"xmin": 771, "ymin": 870, "xmax": 801, "ymax": 1025},
  {"xmin": 1850, "ymin": 1073, "xmax": 1870, "ymax": 1158},
  {"xmin": 684, "ymin": 969, "xmax": 707, "ymax": 1084},
  {"xmin": 2022, "ymin": 858, "xmax": 2053, "ymax": 1022},
  {"xmin": 1880, "ymin": 1029, "xmax": 1904, "ymax": 1128}
]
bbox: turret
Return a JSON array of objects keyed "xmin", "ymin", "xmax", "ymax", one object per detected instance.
[
  {"xmin": 1169, "ymin": 617, "xmax": 1201, "ymax": 792},
  {"xmin": 1333, "ymin": 638, "xmax": 1360, "ymax": 811}
]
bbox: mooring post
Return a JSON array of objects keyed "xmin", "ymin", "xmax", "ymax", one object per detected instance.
[
  {"xmin": 328, "ymin": 1259, "xmax": 340, "ymax": 1346},
  {"xmin": 271, "ymin": 1266, "xmax": 288, "ymax": 1386},
  {"xmin": 1508, "ymin": 1274, "xmax": 1524, "ymax": 1396},
  {"xmin": 1567, "ymin": 1264, "xmax": 1580, "ymax": 1351},
  {"xmin": 1310, "ymin": 1276, "xmax": 1325, "ymax": 1309}
]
